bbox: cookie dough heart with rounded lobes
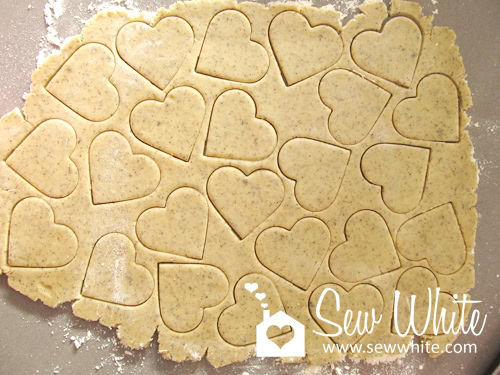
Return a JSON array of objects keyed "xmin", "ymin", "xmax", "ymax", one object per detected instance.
[
  {"xmin": 218, "ymin": 274, "xmax": 289, "ymax": 346},
  {"xmin": 82, "ymin": 233, "xmax": 154, "ymax": 306},
  {"xmin": 6, "ymin": 119, "xmax": 78, "ymax": 198},
  {"xmin": 329, "ymin": 210, "xmax": 400, "ymax": 283},
  {"xmin": 351, "ymin": 17, "xmax": 422, "ymax": 87},
  {"xmin": 0, "ymin": 0, "xmax": 479, "ymax": 367},
  {"xmin": 319, "ymin": 69, "xmax": 391, "ymax": 145},
  {"xmin": 207, "ymin": 167, "xmax": 284, "ymax": 239},
  {"xmin": 309, "ymin": 283, "xmax": 384, "ymax": 345},
  {"xmin": 130, "ymin": 86, "xmax": 206, "ymax": 162},
  {"xmin": 46, "ymin": 43, "xmax": 119, "ymax": 122},
  {"xmin": 278, "ymin": 138, "xmax": 350, "ymax": 212},
  {"xmin": 89, "ymin": 131, "xmax": 160, "ymax": 204},
  {"xmin": 396, "ymin": 203, "xmax": 466, "ymax": 274},
  {"xmin": 255, "ymin": 217, "xmax": 331, "ymax": 290},
  {"xmin": 204, "ymin": 89, "xmax": 277, "ymax": 161},
  {"xmin": 269, "ymin": 11, "xmax": 342, "ymax": 85},
  {"xmin": 136, "ymin": 187, "xmax": 208, "ymax": 259},
  {"xmin": 361, "ymin": 143, "xmax": 430, "ymax": 214},
  {"xmin": 8, "ymin": 198, "xmax": 78, "ymax": 267},
  {"xmin": 117, "ymin": 17, "xmax": 194, "ymax": 89},
  {"xmin": 393, "ymin": 74, "xmax": 460, "ymax": 142},
  {"xmin": 393, "ymin": 267, "xmax": 460, "ymax": 335},
  {"xmin": 158, "ymin": 263, "xmax": 229, "ymax": 333},
  {"xmin": 196, "ymin": 10, "xmax": 269, "ymax": 83}
]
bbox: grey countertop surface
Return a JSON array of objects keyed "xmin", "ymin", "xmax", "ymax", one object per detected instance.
[{"xmin": 0, "ymin": 0, "xmax": 498, "ymax": 374}]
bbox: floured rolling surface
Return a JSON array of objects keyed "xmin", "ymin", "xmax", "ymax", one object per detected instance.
[{"xmin": 0, "ymin": 0, "xmax": 477, "ymax": 368}]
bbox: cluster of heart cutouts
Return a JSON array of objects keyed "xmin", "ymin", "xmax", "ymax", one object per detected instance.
[{"xmin": 5, "ymin": 10, "xmax": 467, "ymax": 341}]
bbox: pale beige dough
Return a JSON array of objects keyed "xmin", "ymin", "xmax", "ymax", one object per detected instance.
[
  {"xmin": 205, "ymin": 89, "xmax": 277, "ymax": 161},
  {"xmin": 309, "ymin": 283, "xmax": 384, "ymax": 345},
  {"xmin": 130, "ymin": 86, "xmax": 206, "ymax": 161},
  {"xmin": 117, "ymin": 17, "xmax": 195, "ymax": 89},
  {"xmin": 393, "ymin": 73, "xmax": 460, "ymax": 142},
  {"xmin": 0, "ymin": 0, "xmax": 477, "ymax": 368}
]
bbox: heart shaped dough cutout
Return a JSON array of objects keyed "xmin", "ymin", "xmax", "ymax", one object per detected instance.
[
  {"xmin": 256, "ymin": 217, "xmax": 331, "ymax": 290},
  {"xmin": 0, "ymin": 109, "xmax": 33, "ymax": 160},
  {"xmin": 205, "ymin": 89, "xmax": 277, "ymax": 161},
  {"xmin": 278, "ymin": 138, "xmax": 350, "ymax": 212},
  {"xmin": 393, "ymin": 267, "xmax": 460, "ymax": 335},
  {"xmin": 269, "ymin": 11, "xmax": 342, "ymax": 85},
  {"xmin": 131, "ymin": 86, "xmax": 206, "ymax": 161},
  {"xmin": 396, "ymin": 203, "xmax": 466, "ymax": 274},
  {"xmin": 8, "ymin": 198, "xmax": 78, "ymax": 267},
  {"xmin": 361, "ymin": 143, "xmax": 430, "ymax": 214},
  {"xmin": 117, "ymin": 17, "xmax": 194, "ymax": 89},
  {"xmin": 196, "ymin": 10, "xmax": 269, "ymax": 83},
  {"xmin": 207, "ymin": 167, "xmax": 284, "ymax": 239},
  {"xmin": 82, "ymin": 233, "xmax": 154, "ymax": 306},
  {"xmin": 351, "ymin": 17, "xmax": 422, "ymax": 87},
  {"xmin": 136, "ymin": 187, "xmax": 208, "ymax": 259},
  {"xmin": 218, "ymin": 274, "xmax": 288, "ymax": 346},
  {"xmin": 46, "ymin": 43, "xmax": 119, "ymax": 122},
  {"xmin": 89, "ymin": 131, "xmax": 160, "ymax": 204},
  {"xmin": 319, "ymin": 69, "xmax": 391, "ymax": 145},
  {"xmin": 309, "ymin": 283, "xmax": 384, "ymax": 345},
  {"xmin": 158, "ymin": 263, "xmax": 228, "ymax": 333},
  {"xmin": 329, "ymin": 210, "xmax": 400, "ymax": 283},
  {"xmin": 6, "ymin": 119, "xmax": 78, "ymax": 198},
  {"xmin": 394, "ymin": 74, "xmax": 460, "ymax": 142}
]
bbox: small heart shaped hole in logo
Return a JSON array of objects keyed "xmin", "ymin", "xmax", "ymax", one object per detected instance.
[
  {"xmin": 244, "ymin": 282, "xmax": 258, "ymax": 293},
  {"xmin": 255, "ymin": 292, "xmax": 266, "ymax": 301},
  {"xmin": 266, "ymin": 325, "xmax": 294, "ymax": 349},
  {"xmin": 261, "ymin": 303, "xmax": 268, "ymax": 308}
]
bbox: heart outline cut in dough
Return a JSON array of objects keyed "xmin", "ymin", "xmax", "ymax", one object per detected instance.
[
  {"xmin": 117, "ymin": 17, "xmax": 195, "ymax": 90},
  {"xmin": 204, "ymin": 89, "xmax": 277, "ymax": 161},
  {"xmin": 8, "ymin": 197, "xmax": 78, "ymax": 268},
  {"xmin": 46, "ymin": 43, "xmax": 119, "ymax": 122},
  {"xmin": 278, "ymin": 138, "xmax": 350, "ymax": 212},
  {"xmin": 89, "ymin": 131, "xmax": 161, "ymax": 204},
  {"xmin": 393, "ymin": 266, "xmax": 460, "ymax": 335},
  {"xmin": 256, "ymin": 217, "xmax": 331, "ymax": 290},
  {"xmin": 6, "ymin": 119, "xmax": 79, "ymax": 198},
  {"xmin": 396, "ymin": 203, "xmax": 466, "ymax": 274},
  {"xmin": 130, "ymin": 86, "xmax": 206, "ymax": 162},
  {"xmin": 319, "ymin": 69, "xmax": 391, "ymax": 145},
  {"xmin": 351, "ymin": 16, "xmax": 422, "ymax": 88},
  {"xmin": 309, "ymin": 283, "xmax": 384, "ymax": 345},
  {"xmin": 207, "ymin": 166, "xmax": 284, "ymax": 239},
  {"xmin": 136, "ymin": 187, "xmax": 209, "ymax": 259},
  {"xmin": 158, "ymin": 263, "xmax": 229, "ymax": 333},
  {"xmin": 329, "ymin": 210, "xmax": 401, "ymax": 283},
  {"xmin": 393, "ymin": 74, "xmax": 460, "ymax": 142},
  {"xmin": 361, "ymin": 143, "xmax": 430, "ymax": 214},
  {"xmin": 269, "ymin": 11, "xmax": 343, "ymax": 86},
  {"xmin": 82, "ymin": 233, "xmax": 154, "ymax": 306},
  {"xmin": 196, "ymin": 10, "xmax": 269, "ymax": 83},
  {"xmin": 218, "ymin": 273, "xmax": 289, "ymax": 346}
]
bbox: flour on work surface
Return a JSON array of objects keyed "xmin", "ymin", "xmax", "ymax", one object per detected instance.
[{"xmin": 37, "ymin": 0, "xmax": 142, "ymax": 67}]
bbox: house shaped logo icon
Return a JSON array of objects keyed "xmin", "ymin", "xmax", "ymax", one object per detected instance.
[{"xmin": 256, "ymin": 310, "xmax": 305, "ymax": 357}]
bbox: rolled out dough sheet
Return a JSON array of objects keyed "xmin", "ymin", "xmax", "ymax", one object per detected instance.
[{"xmin": 0, "ymin": 0, "xmax": 477, "ymax": 367}]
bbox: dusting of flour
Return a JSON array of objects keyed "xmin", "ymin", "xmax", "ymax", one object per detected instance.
[{"xmin": 25, "ymin": 0, "xmax": 449, "ymax": 373}]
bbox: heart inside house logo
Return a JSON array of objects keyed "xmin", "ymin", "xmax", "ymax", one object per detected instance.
[
  {"xmin": 0, "ymin": 0, "xmax": 478, "ymax": 367},
  {"xmin": 266, "ymin": 324, "xmax": 294, "ymax": 349}
]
